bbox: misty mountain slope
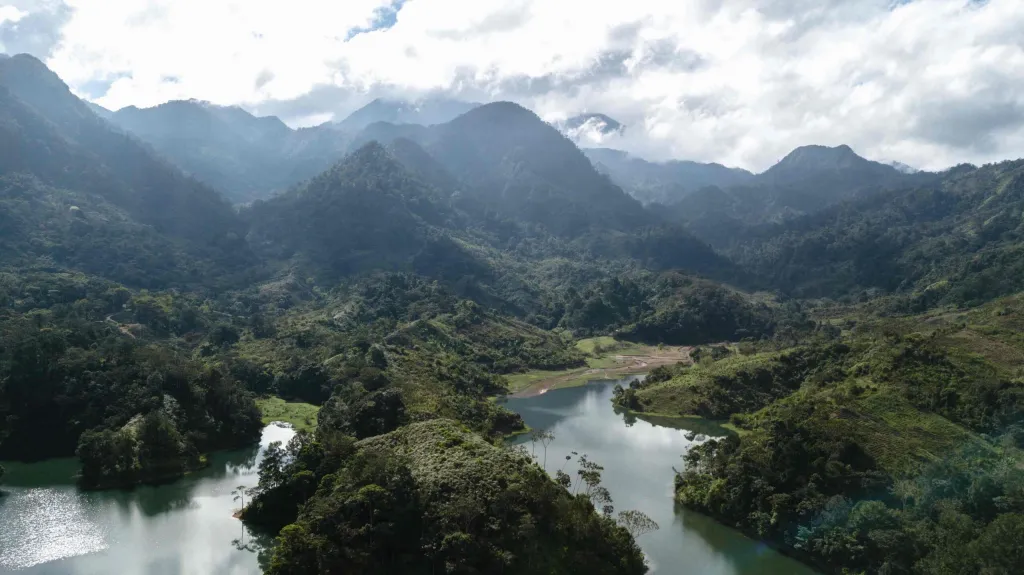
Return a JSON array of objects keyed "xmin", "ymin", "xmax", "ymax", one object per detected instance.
[
  {"xmin": 0, "ymin": 55, "xmax": 246, "ymax": 244},
  {"xmin": 336, "ymin": 96, "xmax": 480, "ymax": 132},
  {"xmin": 417, "ymin": 102, "xmax": 653, "ymax": 236},
  {"xmin": 0, "ymin": 55, "xmax": 255, "ymax": 287},
  {"xmin": 585, "ymin": 147, "xmax": 754, "ymax": 205},
  {"xmin": 110, "ymin": 100, "xmax": 298, "ymax": 202},
  {"xmin": 347, "ymin": 120, "xmax": 430, "ymax": 151},
  {"xmin": 244, "ymin": 141, "xmax": 490, "ymax": 284},
  {"xmin": 384, "ymin": 137, "xmax": 463, "ymax": 193},
  {"xmin": 341, "ymin": 103, "xmax": 743, "ymax": 281},
  {"xmin": 100, "ymin": 97, "xmax": 478, "ymax": 203}
]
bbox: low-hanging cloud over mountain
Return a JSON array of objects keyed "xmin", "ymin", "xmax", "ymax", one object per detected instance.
[{"xmin": 5, "ymin": 0, "xmax": 1022, "ymax": 172}]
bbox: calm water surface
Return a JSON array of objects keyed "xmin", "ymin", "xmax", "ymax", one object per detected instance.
[
  {"xmin": 0, "ymin": 425, "xmax": 294, "ymax": 574},
  {"xmin": 503, "ymin": 378, "xmax": 818, "ymax": 575},
  {"xmin": 1, "ymin": 381, "xmax": 817, "ymax": 575}
]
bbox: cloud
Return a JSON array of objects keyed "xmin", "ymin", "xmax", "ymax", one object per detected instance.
[
  {"xmin": 0, "ymin": 0, "xmax": 70, "ymax": 58},
  {"xmin": 3, "ymin": 0, "xmax": 1022, "ymax": 171}
]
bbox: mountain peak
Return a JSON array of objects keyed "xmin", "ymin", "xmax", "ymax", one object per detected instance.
[
  {"xmin": 447, "ymin": 101, "xmax": 540, "ymax": 127},
  {"xmin": 330, "ymin": 140, "xmax": 406, "ymax": 178},
  {"xmin": 770, "ymin": 144, "xmax": 872, "ymax": 173},
  {"xmin": 1, "ymin": 53, "xmax": 73, "ymax": 93}
]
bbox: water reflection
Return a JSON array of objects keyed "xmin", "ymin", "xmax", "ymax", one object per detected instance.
[
  {"xmin": 502, "ymin": 379, "xmax": 818, "ymax": 575},
  {"xmin": 0, "ymin": 425, "xmax": 293, "ymax": 574}
]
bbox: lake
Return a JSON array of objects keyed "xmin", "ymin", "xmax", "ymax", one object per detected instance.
[
  {"xmin": 1, "ymin": 380, "xmax": 818, "ymax": 574},
  {"xmin": 0, "ymin": 424, "xmax": 294, "ymax": 574},
  {"xmin": 502, "ymin": 378, "xmax": 819, "ymax": 575}
]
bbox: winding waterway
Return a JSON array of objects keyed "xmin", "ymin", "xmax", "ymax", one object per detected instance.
[
  {"xmin": 1, "ymin": 380, "xmax": 817, "ymax": 574},
  {"xmin": 0, "ymin": 425, "xmax": 294, "ymax": 574},
  {"xmin": 502, "ymin": 378, "xmax": 818, "ymax": 575}
]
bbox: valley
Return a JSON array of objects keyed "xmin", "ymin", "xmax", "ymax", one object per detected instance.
[{"xmin": 0, "ymin": 50, "xmax": 1021, "ymax": 575}]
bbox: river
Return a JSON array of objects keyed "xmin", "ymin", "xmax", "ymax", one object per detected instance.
[
  {"xmin": 502, "ymin": 378, "xmax": 819, "ymax": 575},
  {"xmin": 1, "ymin": 380, "xmax": 816, "ymax": 575},
  {"xmin": 0, "ymin": 424, "xmax": 294, "ymax": 574}
]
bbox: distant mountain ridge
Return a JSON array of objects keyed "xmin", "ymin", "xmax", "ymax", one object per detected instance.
[
  {"xmin": 336, "ymin": 96, "xmax": 480, "ymax": 132},
  {"xmin": 583, "ymin": 148, "xmax": 754, "ymax": 205},
  {"xmin": 663, "ymin": 144, "xmax": 940, "ymax": 246},
  {"xmin": 98, "ymin": 96, "xmax": 479, "ymax": 203},
  {"xmin": 105, "ymin": 98, "xmax": 350, "ymax": 202}
]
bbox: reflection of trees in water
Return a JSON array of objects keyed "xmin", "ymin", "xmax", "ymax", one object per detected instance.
[
  {"xmin": 103, "ymin": 442, "xmax": 263, "ymax": 518},
  {"xmin": 216, "ymin": 444, "xmax": 260, "ymax": 475},
  {"xmin": 627, "ymin": 412, "xmax": 732, "ymax": 438},
  {"xmin": 675, "ymin": 502, "xmax": 812, "ymax": 575},
  {"xmin": 232, "ymin": 525, "xmax": 276, "ymax": 571}
]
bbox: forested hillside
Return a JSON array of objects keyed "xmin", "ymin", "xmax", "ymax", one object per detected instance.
[
  {"xmin": 728, "ymin": 160, "xmax": 1024, "ymax": 308},
  {"xmin": 616, "ymin": 296, "xmax": 1024, "ymax": 573},
  {"xmin": 655, "ymin": 145, "xmax": 939, "ymax": 247},
  {"xmin": 0, "ymin": 55, "xmax": 255, "ymax": 289}
]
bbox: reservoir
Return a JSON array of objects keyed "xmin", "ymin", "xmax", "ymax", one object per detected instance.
[
  {"xmin": 1, "ymin": 380, "xmax": 816, "ymax": 574},
  {"xmin": 502, "ymin": 378, "xmax": 818, "ymax": 575},
  {"xmin": 0, "ymin": 425, "xmax": 294, "ymax": 574}
]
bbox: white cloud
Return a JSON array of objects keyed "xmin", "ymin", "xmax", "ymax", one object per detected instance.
[
  {"xmin": 0, "ymin": 5, "xmax": 25, "ymax": 25},
  {"xmin": 4, "ymin": 0, "xmax": 1022, "ymax": 171}
]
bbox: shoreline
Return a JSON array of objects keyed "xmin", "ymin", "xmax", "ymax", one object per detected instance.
[
  {"xmin": 508, "ymin": 347, "xmax": 690, "ymax": 398},
  {"xmin": 675, "ymin": 503, "xmax": 830, "ymax": 575}
]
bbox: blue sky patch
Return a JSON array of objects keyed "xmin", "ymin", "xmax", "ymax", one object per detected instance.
[{"xmin": 346, "ymin": 0, "xmax": 407, "ymax": 40}]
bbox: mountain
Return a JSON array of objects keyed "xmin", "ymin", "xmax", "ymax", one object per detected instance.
[
  {"xmin": 0, "ymin": 54, "xmax": 253, "ymax": 287},
  {"xmin": 335, "ymin": 103, "xmax": 742, "ymax": 280},
  {"xmin": 245, "ymin": 141, "xmax": 484, "ymax": 282},
  {"xmin": 584, "ymin": 148, "xmax": 754, "ymax": 205},
  {"xmin": 108, "ymin": 100, "xmax": 348, "ymax": 203},
  {"xmin": 760, "ymin": 144, "xmax": 901, "ymax": 185},
  {"xmin": 340, "ymin": 103, "xmax": 652, "ymax": 236},
  {"xmin": 336, "ymin": 96, "xmax": 480, "ymax": 132},
  {"xmin": 665, "ymin": 144, "xmax": 939, "ymax": 247},
  {"xmin": 421, "ymin": 102, "xmax": 653, "ymax": 236}
]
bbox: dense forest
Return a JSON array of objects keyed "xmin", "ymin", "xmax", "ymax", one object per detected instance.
[{"xmin": 2, "ymin": 52, "xmax": 1024, "ymax": 574}]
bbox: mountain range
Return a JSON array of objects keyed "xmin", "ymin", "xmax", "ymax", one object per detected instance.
[{"xmin": 3, "ymin": 52, "xmax": 1024, "ymax": 575}]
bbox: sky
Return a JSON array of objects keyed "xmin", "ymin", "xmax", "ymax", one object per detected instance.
[{"xmin": 0, "ymin": 0, "xmax": 1022, "ymax": 173}]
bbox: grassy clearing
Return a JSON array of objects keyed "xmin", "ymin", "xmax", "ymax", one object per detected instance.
[
  {"xmin": 506, "ymin": 336, "xmax": 688, "ymax": 396},
  {"xmin": 256, "ymin": 397, "xmax": 320, "ymax": 431},
  {"xmin": 505, "ymin": 367, "xmax": 628, "ymax": 394},
  {"xmin": 575, "ymin": 336, "xmax": 618, "ymax": 355},
  {"xmin": 506, "ymin": 369, "xmax": 573, "ymax": 393},
  {"xmin": 574, "ymin": 336, "xmax": 653, "ymax": 356}
]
